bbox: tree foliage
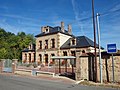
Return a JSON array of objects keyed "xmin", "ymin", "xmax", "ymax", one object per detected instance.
[{"xmin": 0, "ymin": 28, "xmax": 35, "ymax": 61}]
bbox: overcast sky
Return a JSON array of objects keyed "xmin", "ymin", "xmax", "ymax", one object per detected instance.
[{"xmin": 0, "ymin": 0, "xmax": 120, "ymax": 50}]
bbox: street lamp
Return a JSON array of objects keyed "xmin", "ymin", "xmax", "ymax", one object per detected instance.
[{"xmin": 96, "ymin": 13, "xmax": 102, "ymax": 83}]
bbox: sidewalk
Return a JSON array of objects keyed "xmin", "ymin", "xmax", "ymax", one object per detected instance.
[{"xmin": 0, "ymin": 72, "xmax": 76, "ymax": 84}]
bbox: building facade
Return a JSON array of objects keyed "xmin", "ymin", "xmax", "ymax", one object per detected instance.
[
  {"xmin": 35, "ymin": 22, "xmax": 99, "ymax": 66},
  {"xmin": 21, "ymin": 22, "xmax": 120, "ymax": 82},
  {"xmin": 22, "ymin": 43, "xmax": 36, "ymax": 63}
]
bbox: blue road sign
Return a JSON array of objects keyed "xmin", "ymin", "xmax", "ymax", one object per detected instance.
[{"xmin": 107, "ymin": 44, "xmax": 117, "ymax": 53}]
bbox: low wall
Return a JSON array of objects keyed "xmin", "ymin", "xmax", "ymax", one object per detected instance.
[
  {"xmin": 15, "ymin": 69, "xmax": 31, "ymax": 76},
  {"xmin": 76, "ymin": 55, "xmax": 120, "ymax": 82},
  {"xmin": 15, "ymin": 69, "xmax": 55, "ymax": 77}
]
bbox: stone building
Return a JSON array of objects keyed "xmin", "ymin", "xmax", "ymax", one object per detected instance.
[
  {"xmin": 22, "ymin": 43, "xmax": 36, "ymax": 63},
  {"xmin": 21, "ymin": 21, "xmax": 120, "ymax": 82},
  {"xmin": 35, "ymin": 22, "xmax": 99, "ymax": 66}
]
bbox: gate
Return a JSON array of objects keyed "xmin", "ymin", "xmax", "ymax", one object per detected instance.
[{"xmin": 3, "ymin": 59, "xmax": 12, "ymax": 72}]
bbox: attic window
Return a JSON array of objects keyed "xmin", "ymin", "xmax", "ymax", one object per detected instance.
[
  {"xmin": 46, "ymin": 29, "xmax": 48, "ymax": 32},
  {"xmin": 82, "ymin": 50, "xmax": 85, "ymax": 53},
  {"xmin": 72, "ymin": 39, "xmax": 75, "ymax": 45}
]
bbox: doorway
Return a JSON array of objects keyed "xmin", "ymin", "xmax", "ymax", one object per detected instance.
[{"xmin": 45, "ymin": 54, "xmax": 48, "ymax": 65}]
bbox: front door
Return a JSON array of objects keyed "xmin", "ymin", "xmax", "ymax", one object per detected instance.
[{"xmin": 45, "ymin": 54, "xmax": 48, "ymax": 65}]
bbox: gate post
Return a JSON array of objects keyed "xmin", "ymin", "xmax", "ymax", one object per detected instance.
[
  {"xmin": 12, "ymin": 63, "xmax": 15, "ymax": 74},
  {"xmin": 75, "ymin": 50, "xmax": 81, "ymax": 81},
  {"xmin": 12, "ymin": 59, "xmax": 18, "ymax": 74},
  {"xmin": 0, "ymin": 60, "xmax": 3, "ymax": 73},
  {"xmin": 0, "ymin": 59, "xmax": 5, "ymax": 73}
]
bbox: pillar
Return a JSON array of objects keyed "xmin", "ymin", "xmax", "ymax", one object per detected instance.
[
  {"xmin": 12, "ymin": 59, "xmax": 18, "ymax": 74},
  {"xmin": 0, "ymin": 59, "xmax": 4, "ymax": 73},
  {"xmin": 75, "ymin": 50, "xmax": 81, "ymax": 81}
]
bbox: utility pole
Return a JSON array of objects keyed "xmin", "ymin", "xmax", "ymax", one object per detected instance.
[
  {"xmin": 96, "ymin": 13, "xmax": 102, "ymax": 83},
  {"xmin": 92, "ymin": 0, "xmax": 98, "ymax": 82}
]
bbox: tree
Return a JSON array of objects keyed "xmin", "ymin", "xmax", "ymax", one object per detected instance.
[{"xmin": 0, "ymin": 28, "xmax": 35, "ymax": 61}]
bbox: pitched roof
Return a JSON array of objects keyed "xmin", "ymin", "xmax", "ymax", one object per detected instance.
[
  {"xmin": 22, "ymin": 43, "xmax": 36, "ymax": 52},
  {"xmin": 35, "ymin": 26, "xmax": 73, "ymax": 37},
  {"xmin": 60, "ymin": 36, "xmax": 100, "ymax": 49},
  {"xmin": 22, "ymin": 48, "xmax": 35, "ymax": 52}
]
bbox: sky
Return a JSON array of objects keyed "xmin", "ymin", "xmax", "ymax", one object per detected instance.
[{"xmin": 0, "ymin": 0, "xmax": 120, "ymax": 50}]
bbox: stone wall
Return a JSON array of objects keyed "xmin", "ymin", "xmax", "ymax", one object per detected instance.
[
  {"xmin": 101, "ymin": 56, "xmax": 120, "ymax": 82},
  {"xmin": 76, "ymin": 55, "xmax": 120, "ymax": 82}
]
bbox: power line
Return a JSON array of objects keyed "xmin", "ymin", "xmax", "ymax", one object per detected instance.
[{"xmin": 70, "ymin": 8, "xmax": 120, "ymax": 25}]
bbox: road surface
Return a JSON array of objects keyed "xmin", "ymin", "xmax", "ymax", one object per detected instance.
[{"xmin": 0, "ymin": 74, "xmax": 118, "ymax": 90}]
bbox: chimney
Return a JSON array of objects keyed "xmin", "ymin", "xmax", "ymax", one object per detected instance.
[
  {"xmin": 61, "ymin": 21, "xmax": 64, "ymax": 32},
  {"xmin": 41, "ymin": 26, "xmax": 44, "ymax": 33},
  {"xmin": 68, "ymin": 24, "xmax": 72, "ymax": 34}
]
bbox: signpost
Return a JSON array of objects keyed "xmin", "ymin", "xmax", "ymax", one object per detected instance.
[
  {"xmin": 107, "ymin": 44, "xmax": 117, "ymax": 83},
  {"xmin": 107, "ymin": 44, "xmax": 117, "ymax": 53}
]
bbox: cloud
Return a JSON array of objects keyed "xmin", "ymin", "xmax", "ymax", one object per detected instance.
[
  {"xmin": 0, "ymin": 13, "xmax": 40, "ymax": 22},
  {"xmin": 71, "ymin": 0, "xmax": 86, "ymax": 35},
  {"xmin": 0, "ymin": 20, "xmax": 19, "ymax": 34},
  {"xmin": 17, "ymin": 20, "xmax": 40, "ymax": 27},
  {"xmin": 109, "ymin": 3, "xmax": 120, "ymax": 11}
]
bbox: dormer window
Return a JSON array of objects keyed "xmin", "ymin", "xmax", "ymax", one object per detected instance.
[
  {"xmin": 71, "ymin": 38, "xmax": 76, "ymax": 46},
  {"xmin": 72, "ymin": 40, "xmax": 75, "ymax": 45},
  {"xmin": 45, "ymin": 26, "xmax": 49, "ymax": 33},
  {"xmin": 46, "ymin": 29, "xmax": 48, "ymax": 32}
]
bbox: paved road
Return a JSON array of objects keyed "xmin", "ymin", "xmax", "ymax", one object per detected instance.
[{"xmin": 0, "ymin": 74, "xmax": 118, "ymax": 90}]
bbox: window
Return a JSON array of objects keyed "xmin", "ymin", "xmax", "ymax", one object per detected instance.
[
  {"xmin": 46, "ymin": 29, "xmax": 48, "ymax": 32},
  {"xmin": 71, "ymin": 51, "xmax": 76, "ymax": 56},
  {"xmin": 29, "ymin": 45, "xmax": 31, "ymax": 49},
  {"xmin": 45, "ymin": 54, "xmax": 48, "ymax": 65},
  {"xmin": 63, "ymin": 51, "xmax": 67, "ymax": 56},
  {"xmin": 39, "ymin": 54, "xmax": 42, "ymax": 63},
  {"xmin": 39, "ymin": 41, "xmax": 42, "ymax": 49},
  {"xmin": 45, "ymin": 40, "xmax": 48, "ymax": 49},
  {"xmin": 50, "ymin": 54, "xmax": 55, "ymax": 64},
  {"xmin": 51, "ymin": 39, "xmax": 55, "ymax": 48},
  {"xmin": 82, "ymin": 50, "xmax": 85, "ymax": 53},
  {"xmin": 29, "ymin": 53, "xmax": 31, "ymax": 63},
  {"xmin": 72, "ymin": 39, "xmax": 75, "ymax": 45}
]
